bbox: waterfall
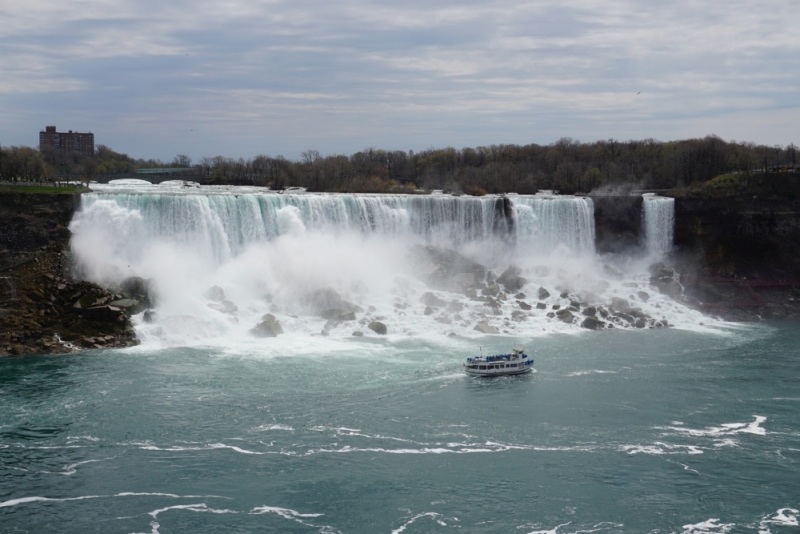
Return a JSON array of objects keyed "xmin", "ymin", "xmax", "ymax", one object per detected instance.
[
  {"xmin": 512, "ymin": 196, "xmax": 595, "ymax": 255},
  {"xmin": 642, "ymin": 195, "xmax": 675, "ymax": 256},
  {"xmin": 78, "ymin": 193, "xmax": 513, "ymax": 264}
]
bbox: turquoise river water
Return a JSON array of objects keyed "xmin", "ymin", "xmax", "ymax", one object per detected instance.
[{"xmin": 1, "ymin": 324, "xmax": 798, "ymax": 533}]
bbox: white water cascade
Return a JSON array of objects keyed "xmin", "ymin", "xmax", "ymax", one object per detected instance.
[
  {"xmin": 642, "ymin": 195, "xmax": 675, "ymax": 257},
  {"xmin": 513, "ymin": 195, "xmax": 595, "ymax": 256},
  {"xmin": 67, "ymin": 184, "xmax": 714, "ymax": 348}
]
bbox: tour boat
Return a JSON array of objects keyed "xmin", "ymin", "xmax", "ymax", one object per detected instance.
[{"xmin": 464, "ymin": 347, "xmax": 534, "ymax": 377}]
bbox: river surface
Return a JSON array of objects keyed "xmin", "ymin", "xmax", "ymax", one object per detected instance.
[{"xmin": 1, "ymin": 324, "xmax": 799, "ymax": 533}]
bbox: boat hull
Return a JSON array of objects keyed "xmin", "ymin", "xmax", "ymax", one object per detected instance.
[{"xmin": 464, "ymin": 366, "xmax": 533, "ymax": 377}]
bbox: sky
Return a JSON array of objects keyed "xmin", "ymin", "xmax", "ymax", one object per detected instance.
[{"xmin": 0, "ymin": 0, "xmax": 798, "ymax": 162}]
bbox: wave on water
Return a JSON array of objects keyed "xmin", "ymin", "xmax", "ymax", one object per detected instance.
[
  {"xmin": 680, "ymin": 518, "xmax": 736, "ymax": 534},
  {"xmin": 658, "ymin": 416, "xmax": 767, "ymax": 437}
]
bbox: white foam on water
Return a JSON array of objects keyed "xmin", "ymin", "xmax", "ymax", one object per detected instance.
[
  {"xmin": 658, "ymin": 416, "xmax": 767, "ymax": 437},
  {"xmin": 679, "ymin": 518, "xmax": 735, "ymax": 534},
  {"xmin": 0, "ymin": 492, "xmax": 225, "ymax": 508},
  {"xmin": 254, "ymin": 424, "xmax": 294, "ymax": 432},
  {"xmin": 391, "ymin": 511, "xmax": 442, "ymax": 534},
  {"xmin": 249, "ymin": 506, "xmax": 339, "ymax": 533},
  {"xmin": 758, "ymin": 508, "xmax": 799, "ymax": 534},
  {"xmin": 566, "ymin": 370, "xmax": 618, "ymax": 377},
  {"xmin": 619, "ymin": 442, "xmax": 704, "ymax": 455}
]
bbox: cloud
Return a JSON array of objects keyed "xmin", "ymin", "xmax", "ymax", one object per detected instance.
[{"xmin": 0, "ymin": 0, "xmax": 797, "ymax": 158}]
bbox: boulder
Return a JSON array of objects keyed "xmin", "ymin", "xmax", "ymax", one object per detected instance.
[
  {"xmin": 497, "ymin": 265, "xmax": 527, "ymax": 292},
  {"xmin": 250, "ymin": 316, "xmax": 283, "ymax": 337},
  {"xmin": 637, "ymin": 291, "xmax": 650, "ymax": 302},
  {"xmin": 582, "ymin": 306, "xmax": 597, "ymax": 316},
  {"xmin": 518, "ymin": 301, "xmax": 532, "ymax": 310},
  {"xmin": 611, "ymin": 297, "xmax": 630, "ymax": 310},
  {"xmin": 556, "ymin": 309, "xmax": 575, "ymax": 323},
  {"xmin": 446, "ymin": 300, "xmax": 464, "ymax": 313},
  {"xmin": 320, "ymin": 308, "xmax": 356, "ymax": 321},
  {"xmin": 597, "ymin": 307, "xmax": 609, "ymax": 318},
  {"xmin": 473, "ymin": 321, "xmax": 499, "ymax": 334},
  {"xmin": 560, "ymin": 291, "xmax": 569, "ymax": 298},
  {"xmin": 143, "ymin": 310, "xmax": 157, "ymax": 323},
  {"xmin": 538, "ymin": 287, "xmax": 551, "ymax": 299},
  {"xmin": 581, "ymin": 316, "xmax": 604, "ymax": 330},
  {"xmin": 635, "ymin": 318, "xmax": 647, "ymax": 328},
  {"xmin": 424, "ymin": 306, "xmax": 434, "ymax": 315},
  {"xmin": 204, "ymin": 285, "xmax": 226, "ymax": 302},
  {"xmin": 536, "ymin": 302, "xmax": 547, "ymax": 310},
  {"xmin": 208, "ymin": 300, "xmax": 238, "ymax": 314},
  {"xmin": 305, "ymin": 288, "xmax": 363, "ymax": 316},
  {"xmin": 110, "ymin": 298, "xmax": 138, "ymax": 309},
  {"xmin": 368, "ymin": 321, "xmax": 387, "ymax": 335},
  {"xmin": 452, "ymin": 272, "xmax": 476, "ymax": 287},
  {"xmin": 515, "ymin": 292, "xmax": 526, "ymax": 299},
  {"xmin": 481, "ymin": 284, "xmax": 500, "ymax": 297},
  {"xmin": 420, "ymin": 292, "xmax": 447, "ymax": 307},
  {"xmin": 352, "ymin": 331, "xmax": 364, "ymax": 337}
]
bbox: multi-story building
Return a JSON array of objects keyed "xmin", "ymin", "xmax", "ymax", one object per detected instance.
[{"xmin": 39, "ymin": 126, "xmax": 94, "ymax": 156}]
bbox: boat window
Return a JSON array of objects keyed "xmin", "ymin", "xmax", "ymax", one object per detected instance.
[{"xmin": 479, "ymin": 366, "xmax": 486, "ymax": 370}]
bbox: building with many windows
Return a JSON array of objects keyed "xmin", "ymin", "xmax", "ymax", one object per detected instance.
[{"xmin": 39, "ymin": 126, "xmax": 94, "ymax": 156}]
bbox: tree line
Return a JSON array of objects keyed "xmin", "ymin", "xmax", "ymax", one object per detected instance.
[{"xmin": 1, "ymin": 136, "xmax": 797, "ymax": 194}]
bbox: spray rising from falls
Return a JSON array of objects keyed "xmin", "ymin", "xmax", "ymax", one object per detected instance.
[{"xmin": 68, "ymin": 186, "xmax": 715, "ymax": 349}]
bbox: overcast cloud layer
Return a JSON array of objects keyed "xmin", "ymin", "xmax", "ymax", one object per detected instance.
[{"xmin": 0, "ymin": 0, "xmax": 798, "ymax": 160}]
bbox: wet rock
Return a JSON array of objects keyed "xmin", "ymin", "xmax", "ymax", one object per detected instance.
[
  {"xmin": 635, "ymin": 318, "xmax": 647, "ymax": 328},
  {"xmin": 424, "ymin": 306, "xmax": 434, "ymax": 316},
  {"xmin": 204, "ymin": 285, "xmax": 226, "ymax": 302},
  {"xmin": 352, "ymin": 330, "xmax": 364, "ymax": 337},
  {"xmin": 452, "ymin": 272, "xmax": 476, "ymax": 287},
  {"xmin": 597, "ymin": 307, "xmax": 609, "ymax": 318},
  {"xmin": 368, "ymin": 321, "xmax": 387, "ymax": 335},
  {"xmin": 552, "ymin": 304, "xmax": 560, "ymax": 310},
  {"xmin": 473, "ymin": 321, "xmax": 499, "ymax": 334},
  {"xmin": 420, "ymin": 292, "xmax": 447, "ymax": 308},
  {"xmin": 497, "ymin": 265, "xmax": 527, "ymax": 293},
  {"xmin": 435, "ymin": 316, "xmax": 452, "ymax": 324},
  {"xmin": 321, "ymin": 308, "xmax": 356, "ymax": 321},
  {"xmin": 518, "ymin": 301, "xmax": 532, "ymax": 310},
  {"xmin": 208, "ymin": 300, "xmax": 238, "ymax": 314},
  {"xmin": 637, "ymin": 291, "xmax": 650, "ymax": 302},
  {"xmin": 250, "ymin": 315, "xmax": 283, "ymax": 337},
  {"xmin": 611, "ymin": 297, "xmax": 630, "ymax": 310},
  {"xmin": 306, "ymin": 288, "xmax": 363, "ymax": 316},
  {"xmin": 582, "ymin": 306, "xmax": 597, "ymax": 316},
  {"xmin": 536, "ymin": 302, "xmax": 547, "ymax": 310},
  {"xmin": 481, "ymin": 284, "xmax": 500, "ymax": 297},
  {"xmin": 556, "ymin": 309, "xmax": 575, "ymax": 323},
  {"xmin": 446, "ymin": 300, "xmax": 464, "ymax": 313},
  {"xmin": 560, "ymin": 291, "xmax": 569, "ymax": 298},
  {"xmin": 581, "ymin": 316, "xmax": 604, "ymax": 330},
  {"xmin": 538, "ymin": 287, "xmax": 551, "ymax": 299},
  {"xmin": 143, "ymin": 310, "xmax": 157, "ymax": 323},
  {"xmin": 515, "ymin": 293, "xmax": 526, "ymax": 299},
  {"xmin": 110, "ymin": 298, "xmax": 138, "ymax": 309},
  {"xmin": 511, "ymin": 311, "xmax": 527, "ymax": 321}
]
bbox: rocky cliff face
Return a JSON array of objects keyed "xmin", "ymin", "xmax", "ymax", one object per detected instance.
[
  {"xmin": 674, "ymin": 196, "xmax": 800, "ymax": 278},
  {"xmin": 0, "ymin": 191, "xmax": 139, "ymax": 356}
]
